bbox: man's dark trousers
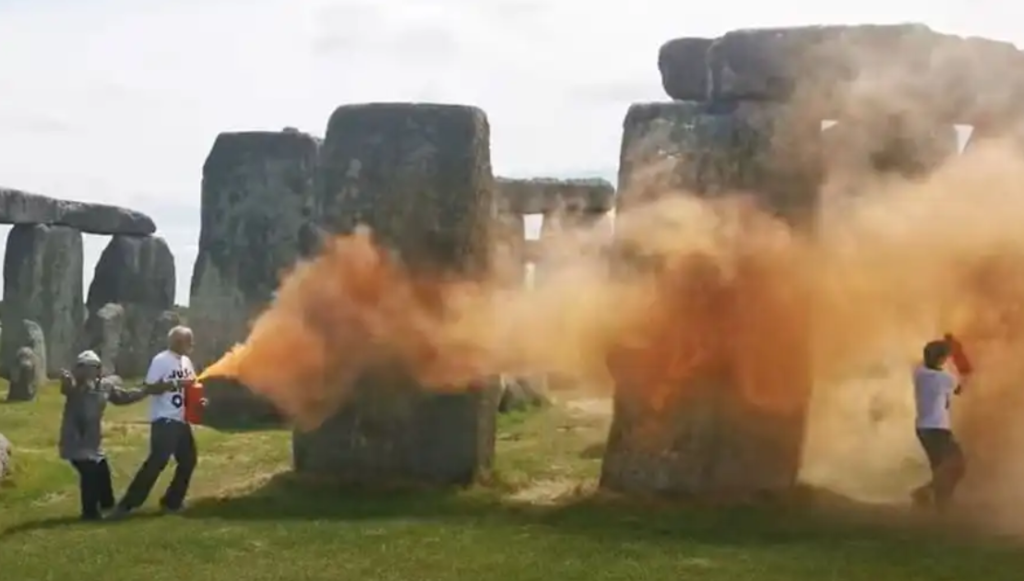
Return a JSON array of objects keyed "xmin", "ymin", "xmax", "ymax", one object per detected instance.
[{"xmin": 118, "ymin": 418, "xmax": 197, "ymax": 511}]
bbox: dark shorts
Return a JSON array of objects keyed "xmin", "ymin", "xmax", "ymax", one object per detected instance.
[{"xmin": 916, "ymin": 428, "xmax": 962, "ymax": 469}]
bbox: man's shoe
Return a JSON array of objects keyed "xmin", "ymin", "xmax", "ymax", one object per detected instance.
[
  {"xmin": 106, "ymin": 506, "xmax": 133, "ymax": 520},
  {"xmin": 80, "ymin": 513, "xmax": 104, "ymax": 522},
  {"xmin": 159, "ymin": 502, "xmax": 184, "ymax": 515}
]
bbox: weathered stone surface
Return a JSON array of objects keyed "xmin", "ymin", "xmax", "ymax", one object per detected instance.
[
  {"xmin": 497, "ymin": 375, "xmax": 548, "ymax": 413},
  {"xmin": 496, "ymin": 177, "xmax": 616, "ymax": 215},
  {"xmin": 658, "ymin": 37, "xmax": 713, "ymax": 101},
  {"xmin": 86, "ymin": 235, "xmax": 175, "ymax": 378},
  {"xmin": 2, "ymin": 225, "xmax": 83, "ymax": 378},
  {"xmin": 296, "ymin": 102, "xmax": 497, "ymax": 485},
  {"xmin": 89, "ymin": 235, "xmax": 175, "ymax": 309},
  {"xmin": 707, "ymin": 24, "xmax": 934, "ymax": 105},
  {"xmin": 148, "ymin": 309, "xmax": 181, "ymax": 363},
  {"xmin": 602, "ymin": 101, "xmax": 815, "ymax": 499},
  {"xmin": 6, "ymin": 320, "xmax": 45, "ymax": 402},
  {"xmin": 0, "ymin": 433, "xmax": 10, "ymax": 482},
  {"xmin": 83, "ymin": 303, "xmax": 125, "ymax": 376},
  {"xmin": 820, "ymin": 116, "xmax": 959, "ymax": 187},
  {"xmin": 293, "ymin": 379, "xmax": 501, "ymax": 485},
  {"xmin": 659, "ymin": 24, "xmax": 1024, "ymax": 125},
  {"xmin": 8, "ymin": 347, "xmax": 39, "ymax": 402},
  {"xmin": 0, "ymin": 187, "xmax": 156, "ymax": 235},
  {"xmin": 317, "ymin": 104, "xmax": 493, "ymax": 276},
  {"xmin": 190, "ymin": 130, "xmax": 320, "ymax": 373},
  {"xmin": 493, "ymin": 209, "xmax": 527, "ymax": 288},
  {"xmin": 600, "ymin": 376, "xmax": 808, "ymax": 498},
  {"xmin": 617, "ymin": 102, "xmax": 822, "ymax": 222}
]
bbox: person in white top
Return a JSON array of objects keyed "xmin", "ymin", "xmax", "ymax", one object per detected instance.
[
  {"xmin": 112, "ymin": 326, "xmax": 206, "ymax": 517},
  {"xmin": 910, "ymin": 339, "xmax": 966, "ymax": 511}
]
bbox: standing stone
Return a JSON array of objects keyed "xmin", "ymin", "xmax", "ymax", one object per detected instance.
[
  {"xmin": 497, "ymin": 375, "xmax": 549, "ymax": 413},
  {"xmin": 191, "ymin": 130, "xmax": 320, "ymax": 368},
  {"xmin": 6, "ymin": 320, "xmax": 45, "ymax": 402},
  {"xmin": 1, "ymin": 224, "xmax": 83, "ymax": 378},
  {"xmin": 82, "ymin": 303, "xmax": 125, "ymax": 376},
  {"xmin": 294, "ymin": 103, "xmax": 498, "ymax": 485},
  {"xmin": 147, "ymin": 309, "xmax": 181, "ymax": 363},
  {"xmin": 600, "ymin": 101, "xmax": 818, "ymax": 499},
  {"xmin": 616, "ymin": 101, "xmax": 821, "ymax": 221},
  {"xmin": 0, "ymin": 432, "xmax": 10, "ymax": 483},
  {"xmin": 658, "ymin": 37, "xmax": 714, "ymax": 101},
  {"xmin": 818, "ymin": 116, "xmax": 959, "ymax": 210},
  {"xmin": 87, "ymin": 235, "xmax": 175, "ymax": 377},
  {"xmin": 498, "ymin": 177, "xmax": 615, "ymax": 280},
  {"xmin": 190, "ymin": 130, "xmax": 319, "ymax": 421},
  {"xmin": 492, "ymin": 187, "xmax": 527, "ymax": 288}
]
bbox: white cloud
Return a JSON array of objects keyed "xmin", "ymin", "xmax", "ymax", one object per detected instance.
[{"xmin": 0, "ymin": 0, "xmax": 1019, "ymax": 304}]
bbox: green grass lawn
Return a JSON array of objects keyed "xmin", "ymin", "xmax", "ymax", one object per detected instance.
[{"xmin": 3, "ymin": 383, "xmax": 1024, "ymax": 580}]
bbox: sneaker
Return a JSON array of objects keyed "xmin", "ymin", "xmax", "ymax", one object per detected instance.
[{"xmin": 80, "ymin": 513, "xmax": 104, "ymax": 522}]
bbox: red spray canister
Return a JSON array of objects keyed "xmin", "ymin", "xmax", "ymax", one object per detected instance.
[
  {"xmin": 944, "ymin": 333, "xmax": 973, "ymax": 376},
  {"xmin": 183, "ymin": 380, "xmax": 206, "ymax": 425}
]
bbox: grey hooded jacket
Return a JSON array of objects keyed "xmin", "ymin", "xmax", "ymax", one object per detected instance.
[{"xmin": 58, "ymin": 376, "xmax": 149, "ymax": 461}]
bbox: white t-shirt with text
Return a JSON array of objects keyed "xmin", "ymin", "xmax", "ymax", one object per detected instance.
[
  {"xmin": 913, "ymin": 365, "xmax": 958, "ymax": 430},
  {"xmin": 146, "ymin": 350, "xmax": 196, "ymax": 423}
]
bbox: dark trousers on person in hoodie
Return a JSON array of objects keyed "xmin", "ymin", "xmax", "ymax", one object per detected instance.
[
  {"xmin": 70, "ymin": 457, "xmax": 115, "ymax": 519},
  {"xmin": 118, "ymin": 418, "xmax": 197, "ymax": 512}
]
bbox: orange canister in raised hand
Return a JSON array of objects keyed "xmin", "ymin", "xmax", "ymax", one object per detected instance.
[
  {"xmin": 183, "ymin": 380, "xmax": 205, "ymax": 425},
  {"xmin": 944, "ymin": 333, "xmax": 973, "ymax": 376}
]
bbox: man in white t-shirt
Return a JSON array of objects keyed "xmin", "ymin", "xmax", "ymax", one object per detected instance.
[
  {"xmin": 910, "ymin": 339, "xmax": 966, "ymax": 511},
  {"xmin": 113, "ymin": 326, "xmax": 204, "ymax": 517}
]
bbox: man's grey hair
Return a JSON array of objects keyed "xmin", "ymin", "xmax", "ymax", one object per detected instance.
[{"xmin": 167, "ymin": 325, "xmax": 193, "ymax": 343}]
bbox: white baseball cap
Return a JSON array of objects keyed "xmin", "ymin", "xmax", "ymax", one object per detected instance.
[{"xmin": 76, "ymin": 350, "xmax": 102, "ymax": 366}]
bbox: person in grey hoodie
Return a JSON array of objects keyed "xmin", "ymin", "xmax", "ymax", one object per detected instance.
[{"xmin": 59, "ymin": 350, "xmax": 172, "ymax": 521}]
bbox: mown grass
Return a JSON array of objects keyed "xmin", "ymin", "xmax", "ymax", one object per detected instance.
[{"xmin": 2, "ymin": 383, "xmax": 1024, "ymax": 580}]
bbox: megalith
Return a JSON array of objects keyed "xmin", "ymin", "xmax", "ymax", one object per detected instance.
[
  {"xmin": 86, "ymin": 235, "xmax": 175, "ymax": 377},
  {"xmin": 600, "ymin": 101, "xmax": 819, "ymax": 499},
  {"xmin": 1, "ymin": 224, "xmax": 83, "ymax": 378},
  {"xmin": 6, "ymin": 320, "xmax": 45, "ymax": 402},
  {"xmin": 292, "ymin": 103, "xmax": 499, "ymax": 486},
  {"xmin": 189, "ymin": 130, "xmax": 320, "ymax": 423},
  {"xmin": 658, "ymin": 37, "xmax": 714, "ymax": 102},
  {"xmin": 492, "ymin": 185, "xmax": 527, "ymax": 288},
  {"xmin": 658, "ymin": 24, "xmax": 1024, "ymax": 127},
  {"xmin": 498, "ymin": 177, "xmax": 615, "ymax": 281},
  {"xmin": 0, "ymin": 433, "xmax": 10, "ymax": 483},
  {"xmin": 0, "ymin": 186, "xmax": 156, "ymax": 235},
  {"xmin": 148, "ymin": 309, "xmax": 182, "ymax": 364},
  {"xmin": 83, "ymin": 303, "xmax": 125, "ymax": 376}
]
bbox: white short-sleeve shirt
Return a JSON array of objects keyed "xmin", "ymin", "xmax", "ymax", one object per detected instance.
[
  {"xmin": 145, "ymin": 350, "xmax": 196, "ymax": 423},
  {"xmin": 913, "ymin": 365, "xmax": 958, "ymax": 430}
]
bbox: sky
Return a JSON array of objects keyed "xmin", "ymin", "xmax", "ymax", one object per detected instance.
[{"xmin": 0, "ymin": 0, "xmax": 1018, "ymax": 305}]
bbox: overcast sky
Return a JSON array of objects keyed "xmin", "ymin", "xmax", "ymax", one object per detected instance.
[{"xmin": 0, "ymin": 0, "xmax": 1017, "ymax": 305}]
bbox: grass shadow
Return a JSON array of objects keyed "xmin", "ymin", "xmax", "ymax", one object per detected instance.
[
  {"xmin": 177, "ymin": 472, "xmax": 978, "ymax": 550},
  {"xmin": 0, "ymin": 510, "xmax": 166, "ymax": 539},
  {"xmin": 200, "ymin": 419, "xmax": 285, "ymax": 434}
]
